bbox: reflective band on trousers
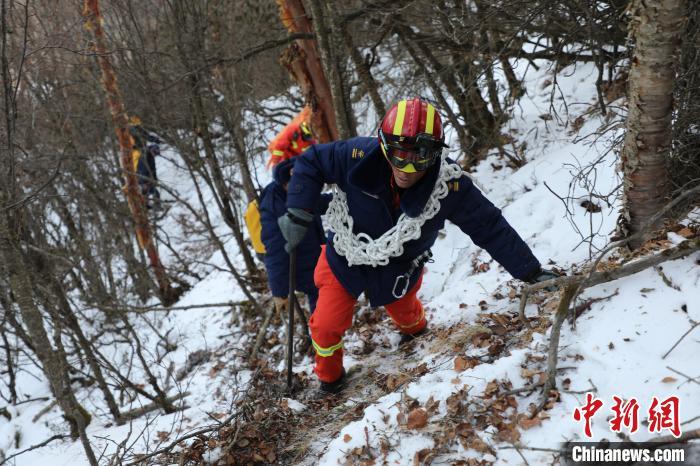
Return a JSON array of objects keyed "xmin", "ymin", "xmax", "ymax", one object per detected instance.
[
  {"xmin": 398, "ymin": 305, "xmax": 425, "ymax": 329},
  {"xmin": 272, "ymin": 149, "xmax": 285, "ymax": 156},
  {"xmin": 312, "ymin": 339, "xmax": 343, "ymax": 357}
]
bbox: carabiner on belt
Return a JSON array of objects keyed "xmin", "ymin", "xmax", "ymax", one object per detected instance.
[
  {"xmin": 391, "ymin": 250, "xmax": 433, "ymax": 299},
  {"xmin": 392, "ymin": 273, "xmax": 411, "ymax": 299}
]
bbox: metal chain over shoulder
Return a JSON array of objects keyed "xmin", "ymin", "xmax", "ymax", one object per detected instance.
[{"xmin": 323, "ymin": 158, "xmax": 464, "ymax": 267}]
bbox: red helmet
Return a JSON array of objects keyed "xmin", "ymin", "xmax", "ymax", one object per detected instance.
[{"xmin": 378, "ymin": 98, "xmax": 446, "ymax": 173}]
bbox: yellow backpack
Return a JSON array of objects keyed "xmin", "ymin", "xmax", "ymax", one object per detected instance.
[{"xmin": 244, "ymin": 200, "xmax": 266, "ymax": 255}]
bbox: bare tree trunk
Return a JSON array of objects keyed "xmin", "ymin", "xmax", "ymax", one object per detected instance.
[
  {"xmin": 212, "ymin": 77, "xmax": 259, "ymax": 202},
  {"xmin": 82, "ymin": 0, "xmax": 180, "ymax": 306},
  {"xmin": 396, "ymin": 30, "xmax": 472, "ymax": 157},
  {"xmin": 189, "ymin": 75, "xmax": 259, "ymax": 276},
  {"xmin": 340, "ymin": 23, "xmax": 386, "ymax": 118},
  {"xmin": 0, "ymin": 313, "xmax": 17, "ymax": 404},
  {"xmin": 0, "ymin": 214, "xmax": 96, "ymax": 464},
  {"xmin": 305, "ymin": 0, "xmax": 356, "ymax": 138},
  {"xmin": 2, "ymin": 3, "xmax": 96, "ymax": 463},
  {"xmin": 278, "ymin": 0, "xmax": 339, "ymax": 142},
  {"xmin": 621, "ymin": 0, "xmax": 686, "ymax": 248}
]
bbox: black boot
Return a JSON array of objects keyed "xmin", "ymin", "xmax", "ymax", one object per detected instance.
[
  {"xmin": 399, "ymin": 326, "xmax": 428, "ymax": 346},
  {"xmin": 319, "ymin": 369, "xmax": 346, "ymax": 395}
]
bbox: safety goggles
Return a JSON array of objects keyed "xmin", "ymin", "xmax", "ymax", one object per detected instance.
[{"xmin": 379, "ymin": 130, "xmax": 446, "ymax": 172}]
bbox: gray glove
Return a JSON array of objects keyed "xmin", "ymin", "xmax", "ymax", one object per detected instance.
[
  {"xmin": 278, "ymin": 208, "xmax": 314, "ymax": 253},
  {"xmin": 527, "ymin": 268, "xmax": 562, "ymax": 292}
]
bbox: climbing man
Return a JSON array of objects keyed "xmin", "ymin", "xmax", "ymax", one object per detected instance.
[
  {"xmin": 277, "ymin": 98, "xmax": 558, "ymax": 395},
  {"xmin": 267, "ymin": 106, "xmax": 316, "ymax": 168},
  {"xmin": 245, "ymin": 107, "xmax": 316, "ymax": 263},
  {"xmin": 129, "ymin": 116, "xmax": 162, "ymax": 211},
  {"xmin": 260, "ymin": 157, "xmax": 331, "ymax": 317}
]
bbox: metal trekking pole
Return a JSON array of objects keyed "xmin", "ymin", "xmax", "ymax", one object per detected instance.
[{"xmin": 286, "ymin": 248, "xmax": 297, "ymax": 393}]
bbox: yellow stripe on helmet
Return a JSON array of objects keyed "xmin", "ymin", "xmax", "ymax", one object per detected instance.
[
  {"xmin": 425, "ymin": 103, "xmax": 435, "ymax": 135},
  {"xmin": 392, "ymin": 100, "xmax": 407, "ymax": 136}
]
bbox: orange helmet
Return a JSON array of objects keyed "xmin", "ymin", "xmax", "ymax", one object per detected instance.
[{"xmin": 378, "ymin": 98, "xmax": 447, "ymax": 173}]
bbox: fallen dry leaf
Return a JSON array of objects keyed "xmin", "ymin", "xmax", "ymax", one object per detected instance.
[
  {"xmin": 414, "ymin": 448, "xmax": 433, "ymax": 466},
  {"xmin": 466, "ymin": 436, "xmax": 493, "ymax": 455},
  {"xmin": 425, "ymin": 396, "xmax": 440, "ymax": 416},
  {"xmin": 454, "ymin": 356, "xmax": 478, "ymax": 372},
  {"xmin": 406, "ymin": 408, "xmax": 428, "ymax": 429},
  {"xmin": 343, "ymin": 433, "xmax": 352, "ymax": 443},
  {"xmin": 661, "ymin": 376, "xmax": 677, "ymax": 383},
  {"xmin": 518, "ymin": 414, "xmax": 542, "ymax": 430}
]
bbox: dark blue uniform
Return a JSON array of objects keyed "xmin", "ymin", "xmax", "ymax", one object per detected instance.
[
  {"xmin": 260, "ymin": 158, "xmax": 330, "ymax": 313},
  {"xmin": 286, "ymin": 137, "xmax": 541, "ymax": 307}
]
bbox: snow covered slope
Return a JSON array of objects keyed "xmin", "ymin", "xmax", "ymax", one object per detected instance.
[{"xmin": 2, "ymin": 58, "xmax": 699, "ymax": 466}]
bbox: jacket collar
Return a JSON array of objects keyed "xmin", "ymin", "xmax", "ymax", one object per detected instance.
[{"xmin": 347, "ymin": 140, "xmax": 442, "ymax": 218}]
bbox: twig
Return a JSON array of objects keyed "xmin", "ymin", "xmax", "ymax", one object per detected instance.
[
  {"xmin": 0, "ymin": 434, "xmax": 69, "ymax": 466},
  {"xmin": 118, "ymin": 392, "xmax": 189, "ymax": 423},
  {"xmin": 535, "ymin": 285, "xmax": 577, "ymax": 415},
  {"xmin": 523, "ymin": 237, "xmax": 700, "ymax": 296},
  {"xmin": 518, "ymin": 287, "xmax": 531, "ymax": 328},
  {"xmin": 654, "ymin": 265, "xmax": 681, "ymax": 290},
  {"xmin": 0, "ymin": 396, "xmax": 51, "ymax": 418},
  {"xmin": 122, "ymin": 368, "xmax": 261, "ymax": 466},
  {"xmin": 563, "ymin": 379, "xmax": 598, "ymax": 395},
  {"xmin": 512, "ymin": 443, "xmax": 531, "ymax": 466},
  {"xmin": 31, "ymin": 399, "xmax": 57, "ymax": 423},
  {"xmin": 681, "ymin": 414, "xmax": 700, "ymax": 426},
  {"xmin": 97, "ymin": 301, "xmax": 242, "ymax": 314},
  {"xmin": 1, "ymin": 157, "xmax": 63, "ymax": 212},
  {"xmin": 665, "ymin": 366, "xmax": 700, "ymax": 386},
  {"xmin": 500, "ymin": 445, "xmax": 561, "ymax": 453},
  {"xmin": 569, "ymin": 290, "xmax": 619, "ymax": 323},
  {"xmin": 250, "ymin": 304, "xmax": 275, "ymax": 360},
  {"xmin": 646, "ymin": 428, "xmax": 700, "ymax": 446},
  {"xmin": 502, "ymin": 381, "xmax": 544, "ymax": 396},
  {"xmin": 662, "ymin": 322, "xmax": 700, "ymax": 360},
  {"xmin": 293, "ymin": 295, "xmax": 312, "ymax": 354},
  {"xmin": 570, "ymin": 184, "xmax": 700, "ymax": 316}
]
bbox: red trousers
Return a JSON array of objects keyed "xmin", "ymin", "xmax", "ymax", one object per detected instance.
[{"xmin": 309, "ymin": 246, "xmax": 427, "ymax": 383}]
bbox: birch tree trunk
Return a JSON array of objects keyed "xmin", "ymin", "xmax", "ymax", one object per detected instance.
[{"xmin": 621, "ymin": 0, "xmax": 687, "ymax": 248}]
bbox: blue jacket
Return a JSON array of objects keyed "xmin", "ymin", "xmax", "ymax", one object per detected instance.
[
  {"xmin": 136, "ymin": 147, "xmax": 157, "ymax": 185},
  {"xmin": 260, "ymin": 158, "xmax": 329, "ymax": 298},
  {"xmin": 286, "ymin": 137, "xmax": 541, "ymax": 307}
]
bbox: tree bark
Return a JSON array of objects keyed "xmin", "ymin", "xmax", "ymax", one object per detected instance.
[
  {"xmin": 305, "ymin": 0, "xmax": 354, "ymax": 138},
  {"xmin": 621, "ymin": 0, "xmax": 686, "ymax": 248},
  {"xmin": 278, "ymin": 0, "xmax": 339, "ymax": 142}
]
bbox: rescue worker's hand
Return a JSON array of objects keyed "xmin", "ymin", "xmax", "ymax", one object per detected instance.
[
  {"xmin": 273, "ymin": 297, "xmax": 289, "ymax": 316},
  {"xmin": 527, "ymin": 268, "xmax": 563, "ymax": 292},
  {"xmin": 278, "ymin": 208, "xmax": 313, "ymax": 253}
]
